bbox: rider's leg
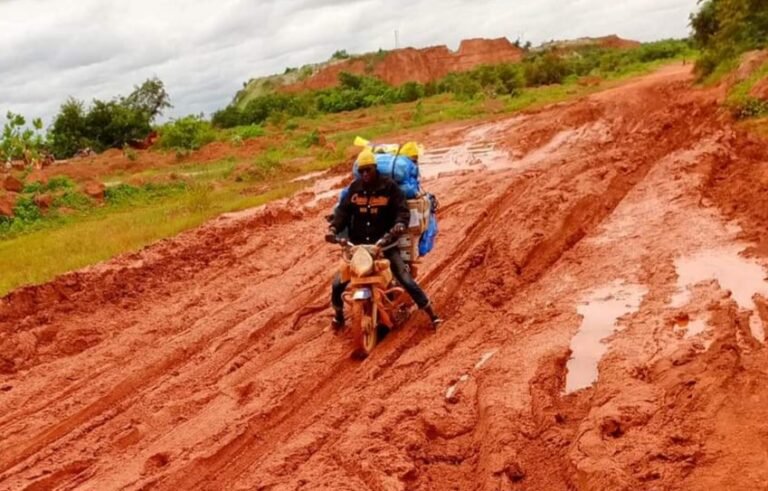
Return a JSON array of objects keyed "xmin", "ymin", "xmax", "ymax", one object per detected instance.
[
  {"xmin": 331, "ymin": 273, "xmax": 349, "ymax": 329},
  {"xmin": 385, "ymin": 249, "xmax": 442, "ymax": 327}
]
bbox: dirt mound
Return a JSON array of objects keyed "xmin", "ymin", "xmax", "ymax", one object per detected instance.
[
  {"xmin": 3, "ymin": 65, "xmax": 768, "ymax": 490},
  {"xmin": 731, "ymin": 50, "xmax": 768, "ymax": 84},
  {"xmin": 0, "ymin": 193, "xmax": 15, "ymax": 217},
  {"xmin": 749, "ymin": 77, "xmax": 768, "ymax": 100},
  {"xmin": 538, "ymin": 35, "xmax": 641, "ymax": 52},
  {"xmin": 283, "ymin": 37, "xmax": 524, "ymax": 91},
  {"xmin": 3, "ymin": 175, "xmax": 23, "ymax": 193}
]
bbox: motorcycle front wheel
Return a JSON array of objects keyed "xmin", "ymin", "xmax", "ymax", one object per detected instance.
[{"xmin": 351, "ymin": 300, "xmax": 377, "ymax": 357}]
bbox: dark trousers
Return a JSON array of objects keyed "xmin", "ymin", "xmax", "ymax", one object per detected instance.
[{"xmin": 332, "ymin": 248, "xmax": 430, "ymax": 310}]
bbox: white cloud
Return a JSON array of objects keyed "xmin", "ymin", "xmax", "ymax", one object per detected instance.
[{"xmin": 0, "ymin": 0, "xmax": 700, "ymax": 125}]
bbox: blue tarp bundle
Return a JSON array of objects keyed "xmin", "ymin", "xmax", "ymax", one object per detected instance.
[
  {"xmin": 353, "ymin": 153, "xmax": 421, "ymax": 199},
  {"xmin": 418, "ymin": 199, "xmax": 438, "ymax": 257}
]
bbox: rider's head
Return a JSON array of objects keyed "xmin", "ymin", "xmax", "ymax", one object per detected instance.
[
  {"xmin": 357, "ymin": 149, "xmax": 377, "ymax": 185},
  {"xmin": 401, "ymin": 141, "xmax": 420, "ymax": 163}
]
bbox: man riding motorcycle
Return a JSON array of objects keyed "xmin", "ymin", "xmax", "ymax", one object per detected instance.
[{"xmin": 326, "ymin": 149, "xmax": 442, "ymax": 330}]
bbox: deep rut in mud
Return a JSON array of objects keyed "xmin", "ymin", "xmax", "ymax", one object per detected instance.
[{"xmin": 2, "ymin": 65, "xmax": 768, "ymax": 490}]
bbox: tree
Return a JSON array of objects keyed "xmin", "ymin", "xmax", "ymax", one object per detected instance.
[
  {"xmin": 123, "ymin": 76, "xmax": 172, "ymax": 121},
  {"xmin": 690, "ymin": 0, "xmax": 768, "ymax": 75},
  {"xmin": 48, "ymin": 98, "xmax": 89, "ymax": 158},
  {"xmin": 46, "ymin": 77, "xmax": 172, "ymax": 157},
  {"xmin": 690, "ymin": 0, "xmax": 720, "ymax": 47},
  {"xmin": 1, "ymin": 112, "xmax": 44, "ymax": 165},
  {"xmin": 84, "ymin": 99, "xmax": 151, "ymax": 151}
]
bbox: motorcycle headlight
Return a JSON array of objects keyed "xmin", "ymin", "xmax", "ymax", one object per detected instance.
[{"xmin": 350, "ymin": 248, "xmax": 374, "ymax": 276}]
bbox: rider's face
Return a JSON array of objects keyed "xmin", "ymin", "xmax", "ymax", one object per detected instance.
[{"xmin": 360, "ymin": 166, "xmax": 376, "ymax": 184}]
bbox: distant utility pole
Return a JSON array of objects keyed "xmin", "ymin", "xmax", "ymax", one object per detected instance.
[{"xmin": 394, "ymin": 30, "xmax": 399, "ymax": 49}]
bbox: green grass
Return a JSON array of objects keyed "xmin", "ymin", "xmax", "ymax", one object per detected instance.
[{"xmin": 0, "ymin": 183, "xmax": 301, "ymax": 295}]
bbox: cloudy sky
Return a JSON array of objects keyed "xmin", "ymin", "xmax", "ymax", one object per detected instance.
[{"xmin": 0, "ymin": 0, "xmax": 700, "ymax": 125}]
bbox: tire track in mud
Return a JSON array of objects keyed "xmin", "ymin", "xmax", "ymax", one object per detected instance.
[{"xmin": 0, "ymin": 224, "xmax": 331, "ymax": 482}]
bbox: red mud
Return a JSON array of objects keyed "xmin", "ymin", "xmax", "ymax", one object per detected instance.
[{"xmin": 2, "ymin": 64, "xmax": 768, "ymax": 490}]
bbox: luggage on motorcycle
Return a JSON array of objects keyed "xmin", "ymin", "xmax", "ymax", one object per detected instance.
[
  {"xmin": 419, "ymin": 212, "xmax": 438, "ymax": 257},
  {"xmin": 406, "ymin": 195, "xmax": 431, "ymax": 233},
  {"xmin": 353, "ymin": 153, "xmax": 420, "ymax": 198}
]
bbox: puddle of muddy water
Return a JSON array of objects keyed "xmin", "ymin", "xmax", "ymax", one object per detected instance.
[
  {"xmin": 291, "ymin": 170, "xmax": 330, "ymax": 182},
  {"xmin": 671, "ymin": 246, "xmax": 768, "ymax": 343},
  {"xmin": 305, "ymin": 176, "xmax": 346, "ymax": 207},
  {"xmin": 685, "ymin": 319, "xmax": 708, "ymax": 338},
  {"xmin": 565, "ymin": 281, "xmax": 647, "ymax": 393}
]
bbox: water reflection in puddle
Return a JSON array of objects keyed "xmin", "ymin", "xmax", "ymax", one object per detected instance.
[
  {"xmin": 672, "ymin": 246, "xmax": 768, "ymax": 342},
  {"xmin": 565, "ymin": 281, "xmax": 647, "ymax": 393}
]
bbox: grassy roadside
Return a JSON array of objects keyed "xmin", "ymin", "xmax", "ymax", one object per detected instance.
[
  {"xmin": 0, "ymin": 183, "xmax": 301, "ymax": 294},
  {"xmin": 0, "ymin": 58, "xmax": 693, "ymax": 296}
]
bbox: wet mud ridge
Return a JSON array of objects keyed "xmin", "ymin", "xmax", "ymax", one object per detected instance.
[{"xmin": 3, "ymin": 64, "xmax": 768, "ymax": 490}]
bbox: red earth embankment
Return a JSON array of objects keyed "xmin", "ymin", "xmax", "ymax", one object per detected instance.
[{"xmin": 284, "ymin": 37, "xmax": 525, "ymax": 91}]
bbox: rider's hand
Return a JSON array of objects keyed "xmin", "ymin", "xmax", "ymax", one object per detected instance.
[
  {"xmin": 392, "ymin": 223, "xmax": 406, "ymax": 236},
  {"xmin": 324, "ymin": 227, "xmax": 338, "ymax": 244}
]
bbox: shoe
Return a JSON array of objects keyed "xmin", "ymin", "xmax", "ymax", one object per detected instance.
[
  {"xmin": 331, "ymin": 308, "xmax": 345, "ymax": 331},
  {"xmin": 423, "ymin": 303, "xmax": 443, "ymax": 329}
]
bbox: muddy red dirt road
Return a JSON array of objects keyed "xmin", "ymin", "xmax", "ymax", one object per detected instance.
[{"xmin": 3, "ymin": 64, "xmax": 768, "ymax": 490}]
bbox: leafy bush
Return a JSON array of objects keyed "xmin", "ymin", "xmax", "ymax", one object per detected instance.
[
  {"xmin": 123, "ymin": 145, "xmax": 138, "ymax": 161},
  {"xmin": 53, "ymin": 190, "xmax": 92, "ymax": 210},
  {"xmin": 13, "ymin": 196, "xmax": 42, "ymax": 222},
  {"xmin": 247, "ymin": 150, "xmax": 283, "ymax": 180},
  {"xmin": 1, "ymin": 112, "xmax": 44, "ymax": 163},
  {"xmin": 691, "ymin": 0, "xmax": 768, "ymax": 76},
  {"xmin": 158, "ymin": 115, "xmax": 216, "ymax": 151},
  {"xmin": 332, "ymin": 49, "xmax": 350, "ymax": 60},
  {"xmin": 524, "ymin": 53, "xmax": 570, "ymax": 86},
  {"xmin": 232, "ymin": 124, "xmax": 265, "ymax": 140},
  {"xmin": 211, "ymin": 104, "xmax": 243, "ymax": 128},
  {"xmin": 48, "ymin": 98, "xmax": 89, "ymax": 158},
  {"xmin": 47, "ymin": 77, "xmax": 171, "ymax": 157},
  {"xmin": 300, "ymin": 129, "xmax": 322, "ymax": 147},
  {"xmin": 731, "ymin": 96, "xmax": 768, "ymax": 118},
  {"xmin": 183, "ymin": 182, "xmax": 213, "ymax": 212}
]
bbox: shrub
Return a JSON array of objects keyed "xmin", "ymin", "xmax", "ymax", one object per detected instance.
[
  {"xmin": 183, "ymin": 182, "xmax": 213, "ymax": 212},
  {"xmin": 524, "ymin": 53, "xmax": 570, "ymax": 86},
  {"xmin": 211, "ymin": 105, "xmax": 243, "ymax": 128},
  {"xmin": 53, "ymin": 190, "xmax": 92, "ymax": 210},
  {"xmin": 158, "ymin": 115, "xmax": 216, "ymax": 151},
  {"xmin": 48, "ymin": 98, "xmax": 89, "ymax": 159},
  {"xmin": 691, "ymin": 0, "xmax": 768, "ymax": 76},
  {"xmin": 13, "ymin": 196, "xmax": 42, "ymax": 222},
  {"xmin": 300, "ymin": 129, "xmax": 322, "ymax": 147},
  {"xmin": 332, "ymin": 49, "xmax": 350, "ymax": 60},
  {"xmin": 48, "ymin": 77, "xmax": 171, "ymax": 157},
  {"xmin": 123, "ymin": 145, "xmax": 138, "ymax": 161}
]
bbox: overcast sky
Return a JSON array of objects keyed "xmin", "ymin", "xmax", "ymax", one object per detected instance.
[{"xmin": 0, "ymin": 0, "xmax": 700, "ymax": 125}]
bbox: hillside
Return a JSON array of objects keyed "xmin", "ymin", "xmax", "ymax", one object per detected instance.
[{"xmin": 235, "ymin": 35, "xmax": 640, "ymax": 108}]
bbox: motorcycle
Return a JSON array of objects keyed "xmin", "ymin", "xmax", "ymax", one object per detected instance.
[{"xmin": 333, "ymin": 236, "xmax": 413, "ymax": 357}]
